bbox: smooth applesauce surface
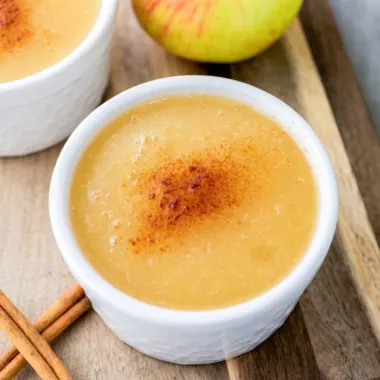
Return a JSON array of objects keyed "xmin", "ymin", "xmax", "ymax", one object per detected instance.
[
  {"xmin": 70, "ymin": 95, "xmax": 317, "ymax": 310},
  {"xmin": 0, "ymin": 0, "xmax": 99, "ymax": 82}
]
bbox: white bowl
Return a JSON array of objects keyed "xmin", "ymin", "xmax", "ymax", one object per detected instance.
[
  {"xmin": 49, "ymin": 76, "xmax": 338, "ymax": 364},
  {"xmin": 0, "ymin": 0, "xmax": 118, "ymax": 156}
]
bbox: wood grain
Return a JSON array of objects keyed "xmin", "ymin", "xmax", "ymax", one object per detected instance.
[
  {"xmin": 1, "ymin": 0, "xmax": 380, "ymax": 379},
  {"xmin": 226, "ymin": 305, "xmax": 320, "ymax": 380},
  {"xmin": 301, "ymin": 0, "xmax": 380, "ymax": 242}
]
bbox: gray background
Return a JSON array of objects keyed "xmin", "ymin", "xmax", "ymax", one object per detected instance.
[{"xmin": 331, "ymin": 0, "xmax": 380, "ymax": 133}]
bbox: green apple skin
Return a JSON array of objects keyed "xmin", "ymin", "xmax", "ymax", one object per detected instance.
[{"xmin": 132, "ymin": 0, "xmax": 303, "ymax": 63}]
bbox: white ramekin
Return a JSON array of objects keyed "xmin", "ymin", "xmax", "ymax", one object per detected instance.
[
  {"xmin": 0, "ymin": 0, "xmax": 118, "ymax": 156},
  {"xmin": 49, "ymin": 76, "xmax": 338, "ymax": 364}
]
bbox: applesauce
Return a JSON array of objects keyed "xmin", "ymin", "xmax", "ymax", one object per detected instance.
[
  {"xmin": 0, "ymin": 0, "xmax": 99, "ymax": 82},
  {"xmin": 70, "ymin": 94, "xmax": 317, "ymax": 310}
]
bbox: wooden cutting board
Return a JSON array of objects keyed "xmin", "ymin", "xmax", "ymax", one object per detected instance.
[{"xmin": 1, "ymin": 1, "xmax": 380, "ymax": 378}]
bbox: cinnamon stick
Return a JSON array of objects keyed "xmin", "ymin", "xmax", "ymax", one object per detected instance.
[
  {"xmin": 0, "ymin": 306, "xmax": 59, "ymax": 380},
  {"xmin": 0, "ymin": 284, "xmax": 84, "ymax": 370},
  {"xmin": 0, "ymin": 290, "xmax": 73, "ymax": 380},
  {"xmin": 0, "ymin": 297, "xmax": 91, "ymax": 380}
]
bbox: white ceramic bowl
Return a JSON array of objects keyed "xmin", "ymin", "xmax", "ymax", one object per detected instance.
[
  {"xmin": 0, "ymin": 0, "xmax": 118, "ymax": 157},
  {"xmin": 50, "ymin": 76, "xmax": 338, "ymax": 364}
]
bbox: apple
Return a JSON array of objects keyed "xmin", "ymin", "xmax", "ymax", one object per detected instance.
[{"xmin": 132, "ymin": 0, "xmax": 303, "ymax": 63}]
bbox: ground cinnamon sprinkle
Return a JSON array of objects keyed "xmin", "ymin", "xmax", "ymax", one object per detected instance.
[
  {"xmin": 128, "ymin": 146, "xmax": 252, "ymax": 253},
  {"xmin": 0, "ymin": 0, "xmax": 32, "ymax": 55}
]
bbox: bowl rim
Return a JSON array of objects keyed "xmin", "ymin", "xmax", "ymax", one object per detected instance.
[
  {"xmin": 49, "ymin": 75, "xmax": 339, "ymax": 326},
  {"xmin": 0, "ymin": 0, "xmax": 117, "ymax": 93}
]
